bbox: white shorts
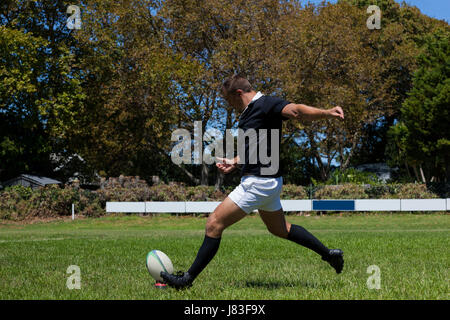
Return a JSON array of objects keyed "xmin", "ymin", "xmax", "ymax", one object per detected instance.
[{"xmin": 228, "ymin": 175, "xmax": 283, "ymax": 214}]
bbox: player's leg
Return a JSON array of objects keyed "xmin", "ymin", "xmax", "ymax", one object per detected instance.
[
  {"xmin": 186, "ymin": 197, "xmax": 246, "ymax": 278},
  {"xmin": 161, "ymin": 197, "xmax": 246, "ymax": 288},
  {"xmin": 205, "ymin": 196, "xmax": 247, "ymax": 238},
  {"xmin": 258, "ymin": 208, "xmax": 291, "ymax": 238},
  {"xmin": 259, "ymin": 208, "xmax": 330, "ymax": 256},
  {"xmin": 258, "ymin": 208, "xmax": 344, "ymax": 273}
]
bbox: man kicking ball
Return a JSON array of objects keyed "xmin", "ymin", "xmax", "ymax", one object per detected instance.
[{"xmin": 161, "ymin": 74, "xmax": 345, "ymax": 289}]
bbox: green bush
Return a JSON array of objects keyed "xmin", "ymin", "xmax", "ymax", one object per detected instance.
[
  {"xmin": 0, "ymin": 191, "xmax": 18, "ymax": 220},
  {"xmin": 0, "ymin": 185, "xmax": 103, "ymax": 220},
  {"xmin": 31, "ymin": 185, "xmax": 79, "ymax": 217},
  {"xmin": 314, "ymin": 183, "xmax": 369, "ymax": 199},
  {"xmin": 4, "ymin": 185, "xmax": 33, "ymax": 200},
  {"xmin": 364, "ymin": 184, "xmax": 399, "ymax": 199},
  {"xmin": 185, "ymin": 186, "xmax": 228, "ymax": 201},
  {"xmin": 96, "ymin": 187, "xmax": 151, "ymax": 203},
  {"xmin": 77, "ymin": 189, "xmax": 104, "ymax": 217},
  {"xmin": 322, "ymin": 168, "xmax": 381, "ymax": 185},
  {"xmin": 0, "ymin": 178, "xmax": 445, "ymax": 221},
  {"xmin": 382, "ymin": 183, "xmax": 439, "ymax": 199},
  {"xmin": 280, "ymin": 184, "xmax": 308, "ymax": 199}
]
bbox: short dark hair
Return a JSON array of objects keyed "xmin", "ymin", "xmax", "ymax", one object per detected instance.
[{"xmin": 222, "ymin": 74, "xmax": 253, "ymax": 96}]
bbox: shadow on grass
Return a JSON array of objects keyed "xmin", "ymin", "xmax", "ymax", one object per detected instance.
[{"xmin": 236, "ymin": 279, "xmax": 326, "ymax": 290}]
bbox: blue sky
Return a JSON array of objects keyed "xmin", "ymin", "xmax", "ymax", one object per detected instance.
[
  {"xmin": 402, "ymin": 0, "xmax": 450, "ymax": 22},
  {"xmin": 306, "ymin": 0, "xmax": 449, "ymax": 22}
]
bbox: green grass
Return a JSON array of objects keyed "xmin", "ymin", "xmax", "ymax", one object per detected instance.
[{"xmin": 0, "ymin": 213, "xmax": 448, "ymax": 299}]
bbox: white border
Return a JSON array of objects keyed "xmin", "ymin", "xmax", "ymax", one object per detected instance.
[{"xmin": 106, "ymin": 199, "xmax": 449, "ymax": 213}]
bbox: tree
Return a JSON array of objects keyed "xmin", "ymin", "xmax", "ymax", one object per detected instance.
[
  {"xmin": 159, "ymin": 0, "xmax": 289, "ymax": 186},
  {"xmin": 340, "ymin": 0, "xmax": 448, "ymax": 168},
  {"xmin": 2, "ymin": 0, "xmax": 448, "ymax": 187},
  {"xmin": 67, "ymin": 0, "xmax": 205, "ymax": 184},
  {"xmin": 387, "ymin": 29, "xmax": 450, "ymax": 182},
  {"xmin": 0, "ymin": 0, "xmax": 84, "ymax": 181},
  {"xmin": 269, "ymin": 1, "xmax": 387, "ymax": 180}
]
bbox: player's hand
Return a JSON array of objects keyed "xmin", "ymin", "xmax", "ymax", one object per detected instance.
[
  {"xmin": 328, "ymin": 106, "xmax": 344, "ymax": 120},
  {"xmin": 215, "ymin": 157, "xmax": 237, "ymax": 174}
]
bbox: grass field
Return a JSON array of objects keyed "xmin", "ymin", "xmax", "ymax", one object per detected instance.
[{"xmin": 0, "ymin": 213, "xmax": 448, "ymax": 300}]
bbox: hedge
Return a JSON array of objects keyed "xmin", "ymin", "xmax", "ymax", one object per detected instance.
[{"xmin": 0, "ymin": 176, "xmax": 446, "ymax": 220}]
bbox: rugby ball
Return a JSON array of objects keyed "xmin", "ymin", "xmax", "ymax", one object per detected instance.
[{"xmin": 146, "ymin": 250, "xmax": 174, "ymax": 282}]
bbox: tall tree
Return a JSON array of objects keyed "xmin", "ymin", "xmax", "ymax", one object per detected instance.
[
  {"xmin": 0, "ymin": 0, "xmax": 85, "ymax": 181},
  {"xmin": 159, "ymin": 0, "xmax": 288, "ymax": 186},
  {"xmin": 68, "ymin": 0, "xmax": 205, "ymax": 183},
  {"xmin": 387, "ymin": 29, "xmax": 450, "ymax": 182},
  {"xmin": 271, "ymin": 1, "xmax": 387, "ymax": 180},
  {"xmin": 340, "ymin": 0, "xmax": 449, "ymax": 168},
  {"xmin": 0, "ymin": 26, "xmax": 51, "ymax": 180}
]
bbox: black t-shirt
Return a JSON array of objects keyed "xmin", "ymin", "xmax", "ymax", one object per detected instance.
[{"xmin": 237, "ymin": 95, "xmax": 290, "ymax": 177}]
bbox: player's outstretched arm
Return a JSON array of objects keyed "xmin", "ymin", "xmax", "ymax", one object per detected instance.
[{"xmin": 281, "ymin": 103, "xmax": 344, "ymax": 122}]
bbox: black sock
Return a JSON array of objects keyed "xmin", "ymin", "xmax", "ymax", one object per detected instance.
[
  {"xmin": 187, "ymin": 235, "xmax": 221, "ymax": 279},
  {"xmin": 287, "ymin": 224, "xmax": 330, "ymax": 259}
]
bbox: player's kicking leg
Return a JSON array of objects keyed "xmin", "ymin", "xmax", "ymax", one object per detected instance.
[
  {"xmin": 160, "ymin": 197, "xmax": 247, "ymax": 289},
  {"xmin": 258, "ymin": 209, "xmax": 344, "ymax": 273}
]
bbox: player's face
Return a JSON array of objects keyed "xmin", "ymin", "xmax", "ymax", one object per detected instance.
[{"xmin": 222, "ymin": 90, "xmax": 244, "ymax": 111}]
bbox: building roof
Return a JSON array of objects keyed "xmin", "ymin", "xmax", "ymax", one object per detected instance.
[{"xmin": 3, "ymin": 174, "xmax": 62, "ymax": 187}]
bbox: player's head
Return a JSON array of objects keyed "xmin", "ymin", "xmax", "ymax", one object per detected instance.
[{"xmin": 221, "ymin": 74, "xmax": 254, "ymax": 110}]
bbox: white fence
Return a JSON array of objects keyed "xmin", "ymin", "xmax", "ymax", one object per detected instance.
[{"xmin": 106, "ymin": 199, "xmax": 450, "ymax": 213}]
